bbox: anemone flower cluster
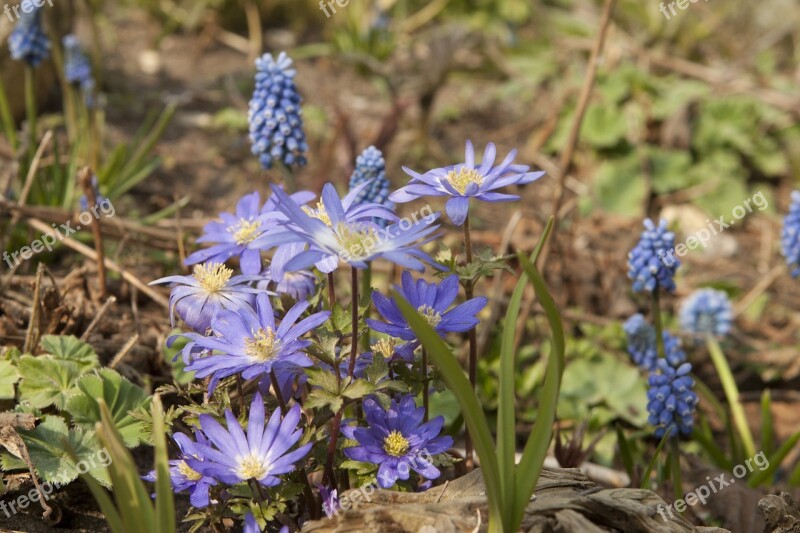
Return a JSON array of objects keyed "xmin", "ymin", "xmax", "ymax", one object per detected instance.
[
  {"xmin": 149, "ymin": 52, "xmax": 545, "ymax": 532},
  {"xmin": 679, "ymin": 288, "xmax": 733, "ymax": 339},
  {"xmin": 8, "ymin": 6, "xmax": 50, "ymax": 67},
  {"xmin": 391, "ymin": 140, "xmax": 544, "ymax": 226},
  {"xmin": 627, "ymin": 218, "xmax": 679, "ymax": 293},
  {"xmin": 646, "ymin": 359, "xmax": 698, "ymax": 439}
]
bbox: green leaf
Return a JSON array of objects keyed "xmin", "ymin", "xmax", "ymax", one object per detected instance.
[
  {"xmin": 581, "ymin": 103, "xmax": 628, "ymax": 148},
  {"xmin": 40, "ymin": 335, "xmax": 99, "ymax": 372},
  {"xmin": 498, "ymin": 217, "xmax": 554, "ymax": 507},
  {"xmin": 0, "ymin": 360, "xmax": 19, "ymax": 399},
  {"xmin": 761, "ymin": 390, "xmax": 774, "ymax": 457},
  {"xmin": 640, "ymin": 428, "xmax": 673, "ymax": 489},
  {"xmin": 305, "ymin": 389, "xmax": 343, "ymax": 413},
  {"xmin": 513, "ymin": 255, "xmax": 565, "ymax": 528},
  {"xmin": 592, "ymin": 153, "xmax": 646, "ymax": 216},
  {"xmin": 16, "ymin": 416, "xmax": 111, "ymax": 486},
  {"xmin": 66, "ymin": 369, "xmax": 151, "ymax": 447},
  {"xmin": 342, "ymin": 379, "xmax": 376, "ymax": 400},
  {"xmin": 17, "ymin": 355, "xmax": 83, "ymax": 409},
  {"xmin": 305, "ymin": 367, "xmax": 341, "ymax": 395},
  {"xmin": 152, "ymin": 396, "xmax": 176, "ymax": 533}
]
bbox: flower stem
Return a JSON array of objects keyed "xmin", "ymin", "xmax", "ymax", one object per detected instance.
[
  {"xmin": 422, "ymin": 348, "xmax": 429, "ymax": 422},
  {"xmin": 651, "ymin": 290, "xmax": 666, "ymax": 360},
  {"xmin": 463, "ymin": 214, "xmax": 476, "ymax": 471},
  {"xmin": 24, "ymin": 66, "xmax": 37, "ymax": 160},
  {"xmin": 348, "ymin": 266, "xmax": 359, "ymax": 377},
  {"xmin": 270, "ymin": 370, "xmax": 288, "ymax": 415},
  {"xmin": 327, "ymin": 272, "xmax": 336, "ymax": 310},
  {"xmin": 669, "ymin": 438, "xmax": 683, "ymax": 506},
  {"xmin": 360, "ymin": 263, "xmax": 372, "ymax": 352},
  {"xmin": 706, "ymin": 335, "xmax": 756, "ymax": 458},
  {"xmin": 235, "ymin": 375, "xmax": 246, "ymax": 416},
  {"xmin": 321, "ymin": 410, "xmax": 342, "ymax": 488}
]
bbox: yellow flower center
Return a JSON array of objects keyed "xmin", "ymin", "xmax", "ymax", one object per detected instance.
[
  {"xmin": 446, "ymin": 167, "xmax": 484, "ymax": 195},
  {"xmin": 177, "ymin": 460, "xmax": 203, "ymax": 481},
  {"xmin": 335, "ymin": 222, "xmax": 379, "ymax": 261},
  {"xmin": 371, "ymin": 338, "xmax": 397, "ymax": 359},
  {"xmin": 383, "ymin": 430, "xmax": 410, "ymax": 457},
  {"xmin": 232, "ymin": 219, "xmax": 261, "ymax": 245},
  {"xmin": 237, "ymin": 454, "xmax": 268, "ymax": 480},
  {"xmin": 193, "ymin": 263, "xmax": 233, "ymax": 293},
  {"xmin": 244, "ymin": 328, "xmax": 279, "ymax": 361},
  {"xmin": 417, "ymin": 304, "xmax": 442, "ymax": 328},
  {"xmin": 302, "ymin": 201, "xmax": 332, "ymax": 226}
]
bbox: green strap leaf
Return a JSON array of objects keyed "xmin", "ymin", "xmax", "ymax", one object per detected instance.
[{"xmin": 512, "ymin": 255, "xmax": 565, "ymax": 528}]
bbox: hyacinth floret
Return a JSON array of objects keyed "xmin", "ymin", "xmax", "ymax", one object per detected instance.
[
  {"xmin": 627, "ymin": 218, "xmax": 679, "ymax": 293},
  {"xmin": 349, "ymin": 146, "xmax": 394, "ymax": 209},
  {"xmin": 679, "ymin": 288, "xmax": 733, "ymax": 339},
  {"xmin": 647, "ymin": 359, "xmax": 698, "ymax": 438},
  {"xmin": 781, "ymin": 190, "xmax": 800, "ymax": 278},
  {"xmin": 8, "ymin": 7, "xmax": 50, "ymax": 67},
  {"xmin": 248, "ymin": 52, "xmax": 308, "ymax": 169}
]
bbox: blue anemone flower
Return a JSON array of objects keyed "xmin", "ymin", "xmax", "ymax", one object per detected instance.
[
  {"xmin": 390, "ymin": 140, "xmax": 544, "ymax": 226},
  {"xmin": 189, "ymin": 393, "xmax": 312, "ymax": 487},
  {"xmin": 150, "ymin": 262, "xmax": 264, "ymax": 333},
  {"xmin": 367, "ymin": 272, "xmax": 487, "ymax": 341},
  {"xmin": 182, "ymin": 293, "xmax": 330, "ymax": 392},
  {"xmin": 342, "ymin": 395, "xmax": 453, "ymax": 488},
  {"xmin": 267, "ymin": 183, "xmax": 440, "ymax": 272},
  {"xmin": 9, "ymin": 7, "xmax": 50, "ymax": 67},
  {"xmin": 781, "ymin": 190, "xmax": 800, "ymax": 277},
  {"xmin": 318, "ymin": 484, "xmax": 340, "ymax": 518},
  {"xmin": 184, "ymin": 191, "xmax": 302, "ymax": 275},
  {"xmin": 144, "ymin": 432, "xmax": 217, "ymax": 508},
  {"xmin": 680, "ymin": 288, "xmax": 733, "ymax": 338},
  {"xmin": 647, "ymin": 359, "xmax": 698, "ymax": 438},
  {"xmin": 248, "ymin": 52, "xmax": 308, "ymax": 169},
  {"xmin": 627, "ymin": 218, "xmax": 679, "ymax": 293}
]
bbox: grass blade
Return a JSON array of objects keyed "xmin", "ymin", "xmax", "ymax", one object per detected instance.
[
  {"xmin": 615, "ymin": 424, "xmax": 635, "ymax": 483},
  {"xmin": 152, "ymin": 395, "xmax": 176, "ymax": 533},
  {"xmin": 748, "ymin": 431, "xmax": 800, "ymax": 487},
  {"xmin": 512, "ymin": 255, "xmax": 564, "ymax": 529},
  {"xmin": 760, "ymin": 389, "xmax": 773, "ymax": 457},
  {"xmin": 706, "ymin": 336, "xmax": 756, "ymax": 458},
  {"xmin": 639, "ymin": 428, "xmax": 672, "ymax": 489},
  {"xmin": 497, "ymin": 217, "xmax": 555, "ymax": 507}
]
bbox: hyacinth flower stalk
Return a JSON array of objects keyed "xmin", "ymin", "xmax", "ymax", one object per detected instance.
[
  {"xmin": 627, "ymin": 218, "xmax": 680, "ymax": 361},
  {"xmin": 781, "ymin": 190, "xmax": 800, "ymax": 278},
  {"xmin": 9, "ymin": 6, "xmax": 49, "ymax": 157}
]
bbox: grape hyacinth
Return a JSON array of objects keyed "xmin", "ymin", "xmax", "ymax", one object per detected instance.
[
  {"xmin": 662, "ymin": 331, "xmax": 687, "ymax": 368},
  {"xmin": 680, "ymin": 288, "xmax": 733, "ymax": 339},
  {"xmin": 349, "ymin": 146, "xmax": 395, "ymax": 217},
  {"xmin": 627, "ymin": 218, "xmax": 680, "ymax": 293},
  {"xmin": 8, "ymin": 7, "xmax": 50, "ymax": 67},
  {"xmin": 647, "ymin": 359, "xmax": 698, "ymax": 439},
  {"xmin": 342, "ymin": 395, "xmax": 453, "ymax": 488},
  {"xmin": 390, "ymin": 140, "xmax": 544, "ymax": 226},
  {"xmin": 188, "ymin": 393, "xmax": 312, "ymax": 487},
  {"xmin": 63, "ymin": 34, "xmax": 92, "ymax": 86},
  {"xmin": 781, "ymin": 190, "xmax": 800, "ymax": 278},
  {"xmin": 248, "ymin": 52, "xmax": 308, "ymax": 169},
  {"xmin": 623, "ymin": 314, "xmax": 657, "ymax": 371}
]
